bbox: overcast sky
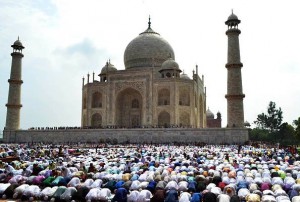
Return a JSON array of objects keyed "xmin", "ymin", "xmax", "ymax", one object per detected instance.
[{"xmin": 0, "ymin": 0, "xmax": 299, "ymax": 130}]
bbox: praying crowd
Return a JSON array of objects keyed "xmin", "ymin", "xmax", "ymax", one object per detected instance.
[{"xmin": 0, "ymin": 143, "xmax": 300, "ymax": 201}]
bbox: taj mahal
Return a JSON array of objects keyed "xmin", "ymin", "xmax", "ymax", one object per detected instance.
[
  {"xmin": 82, "ymin": 18, "xmax": 206, "ymax": 129},
  {"xmin": 2, "ymin": 12, "xmax": 248, "ymax": 144}
]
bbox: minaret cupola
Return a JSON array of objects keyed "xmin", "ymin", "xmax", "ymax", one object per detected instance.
[
  {"xmin": 225, "ymin": 10, "xmax": 241, "ymax": 29},
  {"xmin": 159, "ymin": 56, "xmax": 181, "ymax": 78}
]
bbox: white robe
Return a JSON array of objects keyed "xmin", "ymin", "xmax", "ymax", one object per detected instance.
[
  {"xmin": 90, "ymin": 179, "xmax": 103, "ymax": 188},
  {"xmin": 84, "ymin": 178, "xmax": 95, "ymax": 188},
  {"xmin": 261, "ymin": 195, "xmax": 276, "ymax": 202},
  {"xmin": 67, "ymin": 177, "xmax": 81, "ymax": 187},
  {"xmin": 39, "ymin": 186, "xmax": 58, "ymax": 200},
  {"xmin": 179, "ymin": 192, "xmax": 191, "ymax": 202},
  {"xmin": 0, "ymin": 183, "xmax": 11, "ymax": 194},
  {"xmin": 178, "ymin": 181, "xmax": 188, "ymax": 192},
  {"xmin": 137, "ymin": 189, "xmax": 153, "ymax": 202},
  {"xmin": 217, "ymin": 194, "xmax": 230, "ymax": 202},
  {"xmin": 85, "ymin": 187, "xmax": 101, "ymax": 201},
  {"xmin": 127, "ymin": 190, "xmax": 140, "ymax": 202},
  {"xmin": 165, "ymin": 180, "xmax": 178, "ymax": 191},
  {"xmin": 130, "ymin": 180, "xmax": 141, "ymax": 190},
  {"xmin": 99, "ymin": 188, "xmax": 112, "ymax": 200},
  {"xmin": 60, "ymin": 187, "xmax": 77, "ymax": 201},
  {"xmin": 22, "ymin": 185, "xmax": 41, "ymax": 198},
  {"xmin": 13, "ymin": 184, "xmax": 30, "ymax": 197}
]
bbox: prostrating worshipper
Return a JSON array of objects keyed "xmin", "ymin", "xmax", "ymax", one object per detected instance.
[
  {"xmin": 50, "ymin": 185, "xmax": 67, "ymax": 202},
  {"xmin": 85, "ymin": 187, "xmax": 101, "ymax": 202},
  {"xmin": 12, "ymin": 184, "xmax": 30, "ymax": 199},
  {"xmin": 127, "ymin": 190, "xmax": 140, "ymax": 202},
  {"xmin": 39, "ymin": 186, "xmax": 58, "ymax": 201},
  {"xmin": 60, "ymin": 186, "xmax": 77, "ymax": 201},
  {"xmin": 165, "ymin": 189, "xmax": 179, "ymax": 202},
  {"xmin": 136, "ymin": 188, "xmax": 153, "ymax": 202},
  {"xmin": 112, "ymin": 187, "xmax": 128, "ymax": 202},
  {"xmin": 179, "ymin": 191, "xmax": 191, "ymax": 202},
  {"xmin": 0, "ymin": 183, "xmax": 11, "ymax": 197},
  {"xmin": 99, "ymin": 188, "xmax": 112, "ymax": 201},
  {"xmin": 1, "ymin": 183, "xmax": 19, "ymax": 199},
  {"xmin": 20, "ymin": 184, "xmax": 41, "ymax": 201}
]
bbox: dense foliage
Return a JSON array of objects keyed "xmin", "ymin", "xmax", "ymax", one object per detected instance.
[{"xmin": 249, "ymin": 101, "xmax": 298, "ymax": 145}]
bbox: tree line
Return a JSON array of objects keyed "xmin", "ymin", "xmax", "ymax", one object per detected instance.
[{"xmin": 248, "ymin": 101, "xmax": 300, "ymax": 145}]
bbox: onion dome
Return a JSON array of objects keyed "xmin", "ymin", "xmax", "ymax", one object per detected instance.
[
  {"xmin": 244, "ymin": 121, "xmax": 251, "ymax": 127},
  {"xmin": 124, "ymin": 17, "xmax": 175, "ymax": 69},
  {"xmin": 180, "ymin": 71, "xmax": 190, "ymax": 80},
  {"xmin": 161, "ymin": 57, "xmax": 180, "ymax": 70},
  {"xmin": 11, "ymin": 37, "xmax": 25, "ymax": 50},
  {"xmin": 206, "ymin": 108, "xmax": 215, "ymax": 119},
  {"xmin": 227, "ymin": 13, "xmax": 238, "ymax": 21},
  {"xmin": 100, "ymin": 60, "xmax": 117, "ymax": 74},
  {"xmin": 225, "ymin": 10, "xmax": 241, "ymax": 27}
]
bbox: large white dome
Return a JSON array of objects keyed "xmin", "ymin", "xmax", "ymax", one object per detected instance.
[{"xmin": 124, "ymin": 21, "xmax": 175, "ymax": 69}]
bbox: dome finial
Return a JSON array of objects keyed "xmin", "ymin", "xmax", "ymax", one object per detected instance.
[{"xmin": 148, "ymin": 15, "xmax": 151, "ymax": 29}]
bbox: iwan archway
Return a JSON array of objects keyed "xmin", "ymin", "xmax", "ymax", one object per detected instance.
[{"xmin": 116, "ymin": 88, "xmax": 143, "ymax": 128}]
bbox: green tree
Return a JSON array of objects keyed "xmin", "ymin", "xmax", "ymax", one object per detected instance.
[
  {"xmin": 249, "ymin": 128, "xmax": 269, "ymax": 141},
  {"xmin": 278, "ymin": 122, "xmax": 295, "ymax": 143},
  {"xmin": 254, "ymin": 101, "xmax": 283, "ymax": 134},
  {"xmin": 293, "ymin": 117, "xmax": 300, "ymax": 139}
]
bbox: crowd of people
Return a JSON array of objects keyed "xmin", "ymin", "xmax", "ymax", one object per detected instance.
[
  {"xmin": 0, "ymin": 142, "xmax": 299, "ymax": 201},
  {"xmin": 27, "ymin": 124, "xmax": 194, "ymax": 131}
]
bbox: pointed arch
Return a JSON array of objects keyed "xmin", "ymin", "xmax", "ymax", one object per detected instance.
[{"xmin": 116, "ymin": 88, "xmax": 142, "ymax": 128}]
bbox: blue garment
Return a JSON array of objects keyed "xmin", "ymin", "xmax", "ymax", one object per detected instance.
[
  {"xmin": 237, "ymin": 181, "xmax": 248, "ymax": 192},
  {"xmin": 112, "ymin": 187, "xmax": 127, "ymax": 202},
  {"xmin": 147, "ymin": 180, "xmax": 157, "ymax": 192},
  {"xmin": 289, "ymin": 189, "xmax": 299, "ymax": 200},
  {"xmin": 131, "ymin": 174, "xmax": 139, "ymax": 181},
  {"xmin": 191, "ymin": 192, "xmax": 202, "ymax": 202},
  {"xmin": 165, "ymin": 189, "xmax": 178, "ymax": 202},
  {"xmin": 115, "ymin": 180, "xmax": 125, "ymax": 189},
  {"xmin": 188, "ymin": 181, "xmax": 197, "ymax": 192}
]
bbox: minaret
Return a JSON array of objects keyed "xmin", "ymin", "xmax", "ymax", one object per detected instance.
[
  {"xmin": 5, "ymin": 37, "xmax": 25, "ymax": 130},
  {"xmin": 225, "ymin": 12, "xmax": 245, "ymax": 128}
]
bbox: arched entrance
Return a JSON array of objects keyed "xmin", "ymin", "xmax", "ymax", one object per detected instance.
[
  {"xmin": 91, "ymin": 113, "xmax": 102, "ymax": 127},
  {"xmin": 179, "ymin": 111, "xmax": 190, "ymax": 127},
  {"xmin": 158, "ymin": 111, "xmax": 170, "ymax": 127},
  {"xmin": 116, "ymin": 88, "xmax": 142, "ymax": 128}
]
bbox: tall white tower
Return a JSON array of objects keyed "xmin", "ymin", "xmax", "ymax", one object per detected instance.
[
  {"xmin": 5, "ymin": 38, "xmax": 24, "ymax": 130},
  {"xmin": 225, "ymin": 12, "xmax": 245, "ymax": 128}
]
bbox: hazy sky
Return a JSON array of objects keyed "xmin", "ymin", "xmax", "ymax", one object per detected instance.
[{"xmin": 0, "ymin": 0, "xmax": 299, "ymax": 130}]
